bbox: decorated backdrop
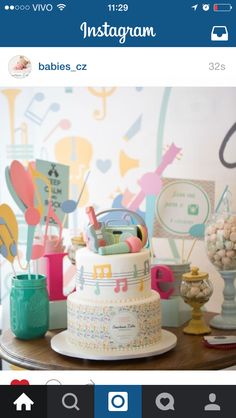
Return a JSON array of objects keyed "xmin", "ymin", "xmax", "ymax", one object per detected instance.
[{"xmin": 1, "ymin": 87, "xmax": 236, "ymax": 321}]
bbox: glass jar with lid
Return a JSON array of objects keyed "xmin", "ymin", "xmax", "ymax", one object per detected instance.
[{"xmin": 180, "ymin": 266, "xmax": 213, "ymax": 335}]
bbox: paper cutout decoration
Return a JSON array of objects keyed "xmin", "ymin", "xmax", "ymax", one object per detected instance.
[
  {"xmin": 35, "ymin": 159, "xmax": 69, "ymax": 227},
  {"xmin": 153, "ymin": 178, "xmax": 215, "ymax": 240},
  {"xmin": 189, "ymin": 223, "xmax": 206, "ymax": 238},
  {"xmin": 61, "ymin": 171, "xmax": 91, "ymax": 214},
  {"xmin": 8, "ymin": 160, "xmax": 42, "ymax": 262},
  {"xmin": 129, "ymin": 143, "xmax": 181, "ymax": 212},
  {"xmin": 0, "ymin": 203, "xmax": 18, "ymax": 264}
]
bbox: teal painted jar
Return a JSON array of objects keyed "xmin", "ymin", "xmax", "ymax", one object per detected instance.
[{"xmin": 10, "ymin": 274, "xmax": 49, "ymax": 340}]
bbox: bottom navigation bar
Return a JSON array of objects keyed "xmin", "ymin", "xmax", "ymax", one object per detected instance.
[{"xmin": 0, "ymin": 385, "xmax": 234, "ymax": 417}]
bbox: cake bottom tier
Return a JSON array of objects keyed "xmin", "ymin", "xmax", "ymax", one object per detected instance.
[{"xmin": 67, "ymin": 290, "xmax": 161, "ymax": 352}]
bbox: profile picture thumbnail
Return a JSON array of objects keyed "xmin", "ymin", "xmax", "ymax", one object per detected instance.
[{"xmin": 8, "ymin": 55, "xmax": 32, "ymax": 79}]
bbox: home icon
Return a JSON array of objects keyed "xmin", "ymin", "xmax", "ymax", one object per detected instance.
[{"xmin": 13, "ymin": 393, "xmax": 34, "ymax": 411}]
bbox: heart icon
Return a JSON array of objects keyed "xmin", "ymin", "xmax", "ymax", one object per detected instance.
[
  {"xmin": 96, "ymin": 159, "xmax": 112, "ymax": 173},
  {"xmin": 11, "ymin": 379, "xmax": 30, "ymax": 385}
]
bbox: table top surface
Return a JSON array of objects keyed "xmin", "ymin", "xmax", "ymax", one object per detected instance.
[{"xmin": 1, "ymin": 313, "xmax": 236, "ymax": 370}]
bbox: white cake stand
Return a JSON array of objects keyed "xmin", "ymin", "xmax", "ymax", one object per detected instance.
[{"xmin": 51, "ymin": 330, "xmax": 177, "ymax": 361}]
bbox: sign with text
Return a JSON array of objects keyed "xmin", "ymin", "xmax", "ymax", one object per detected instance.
[
  {"xmin": 36, "ymin": 159, "xmax": 69, "ymax": 227},
  {"xmin": 153, "ymin": 178, "xmax": 215, "ymax": 240}
]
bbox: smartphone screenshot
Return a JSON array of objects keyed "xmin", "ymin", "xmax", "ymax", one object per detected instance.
[{"xmin": 0, "ymin": 0, "xmax": 236, "ymax": 416}]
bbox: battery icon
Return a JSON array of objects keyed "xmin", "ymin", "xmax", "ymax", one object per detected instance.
[{"xmin": 213, "ymin": 3, "xmax": 232, "ymax": 11}]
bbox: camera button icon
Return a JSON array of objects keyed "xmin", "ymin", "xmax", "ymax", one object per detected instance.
[{"xmin": 108, "ymin": 392, "xmax": 128, "ymax": 412}]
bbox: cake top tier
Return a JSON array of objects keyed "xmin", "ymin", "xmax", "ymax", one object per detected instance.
[{"xmin": 75, "ymin": 247, "xmax": 151, "ymax": 302}]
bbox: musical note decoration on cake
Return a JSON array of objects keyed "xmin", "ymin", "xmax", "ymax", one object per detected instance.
[
  {"xmin": 139, "ymin": 278, "xmax": 144, "ymax": 292},
  {"xmin": 133, "ymin": 264, "xmax": 138, "ymax": 278},
  {"xmin": 93, "ymin": 264, "xmax": 112, "ymax": 279},
  {"xmin": 114, "ymin": 278, "xmax": 128, "ymax": 293},
  {"xmin": 144, "ymin": 260, "xmax": 150, "ymax": 274},
  {"xmin": 94, "ymin": 282, "xmax": 100, "ymax": 296}
]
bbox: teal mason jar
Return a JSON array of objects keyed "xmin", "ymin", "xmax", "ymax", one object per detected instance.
[{"xmin": 10, "ymin": 274, "xmax": 49, "ymax": 340}]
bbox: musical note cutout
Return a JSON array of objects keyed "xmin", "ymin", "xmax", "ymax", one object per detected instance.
[
  {"xmin": 87, "ymin": 87, "xmax": 116, "ymax": 120},
  {"xmin": 123, "ymin": 115, "xmax": 142, "ymax": 141},
  {"xmin": 0, "ymin": 204, "xmax": 18, "ymax": 264},
  {"xmin": 94, "ymin": 282, "xmax": 100, "ymax": 296},
  {"xmin": 93, "ymin": 264, "xmax": 112, "ymax": 278},
  {"xmin": 1, "ymin": 89, "xmax": 21, "ymax": 145},
  {"xmin": 25, "ymin": 92, "xmax": 60, "ymax": 125},
  {"xmin": 79, "ymin": 266, "xmax": 85, "ymax": 290},
  {"xmin": 43, "ymin": 119, "xmax": 71, "ymax": 143},
  {"xmin": 139, "ymin": 278, "xmax": 144, "ymax": 292},
  {"xmin": 114, "ymin": 278, "xmax": 128, "ymax": 293},
  {"xmin": 61, "ymin": 171, "xmax": 90, "ymax": 214},
  {"xmin": 144, "ymin": 260, "xmax": 150, "ymax": 274}
]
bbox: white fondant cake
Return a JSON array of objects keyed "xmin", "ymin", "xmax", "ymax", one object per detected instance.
[{"xmin": 67, "ymin": 247, "xmax": 161, "ymax": 353}]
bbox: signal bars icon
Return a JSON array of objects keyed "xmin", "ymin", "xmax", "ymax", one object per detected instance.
[{"xmin": 57, "ymin": 3, "xmax": 66, "ymax": 11}]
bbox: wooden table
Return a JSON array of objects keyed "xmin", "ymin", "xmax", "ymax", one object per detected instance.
[{"xmin": 1, "ymin": 313, "xmax": 236, "ymax": 370}]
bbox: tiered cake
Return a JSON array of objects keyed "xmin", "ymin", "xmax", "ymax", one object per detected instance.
[{"xmin": 67, "ymin": 247, "xmax": 161, "ymax": 353}]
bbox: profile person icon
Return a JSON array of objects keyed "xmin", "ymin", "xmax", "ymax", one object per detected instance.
[{"xmin": 204, "ymin": 393, "xmax": 221, "ymax": 411}]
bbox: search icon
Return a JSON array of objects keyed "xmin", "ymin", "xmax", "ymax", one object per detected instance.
[{"xmin": 62, "ymin": 393, "xmax": 80, "ymax": 411}]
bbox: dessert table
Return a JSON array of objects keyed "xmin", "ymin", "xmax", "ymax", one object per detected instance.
[{"xmin": 1, "ymin": 313, "xmax": 236, "ymax": 370}]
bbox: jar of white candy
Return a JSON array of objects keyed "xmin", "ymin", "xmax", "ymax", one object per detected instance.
[
  {"xmin": 180, "ymin": 266, "xmax": 213, "ymax": 334},
  {"xmin": 205, "ymin": 213, "xmax": 236, "ymax": 271}
]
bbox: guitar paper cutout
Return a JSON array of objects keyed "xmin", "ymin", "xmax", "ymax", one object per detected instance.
[
  {"xmin": 0, "ymin": 204, "xmax": 18, "ymax": 264},
  {"xmin": 129, "ymin": 143, "xmax": 182, "ymax": 211}
]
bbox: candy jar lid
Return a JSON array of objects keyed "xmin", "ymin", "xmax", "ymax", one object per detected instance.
[{"xmin": 182, "ymin": 266, "xmax": 208, "ymax": 282}]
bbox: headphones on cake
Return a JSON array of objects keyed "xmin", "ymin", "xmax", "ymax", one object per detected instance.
[{"xmin": 84, "ymin": 207, "xmax": 148, "ymax": 255}]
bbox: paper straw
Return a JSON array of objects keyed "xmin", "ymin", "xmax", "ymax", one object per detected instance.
[
  {"xmin": 28, "ymin": 262, "xmax": 31, "ymax": 280},
  {"xmin": 181, "ymin": 239, "xmax": 185, "ymax": 263},
  {"xmin": 35, "ymin": 259, "xmax": 39, "ymax": 280},
  {"xmin": 186, "ymin": 238, "xmax": 198, "ymax": 262},
  {"xmin": 11, "ymin": 263, "xmax": 17, "ymax": 278},
  {"xmin": 215, "ymin": 185, "xmax": 229, "ymax": 213}
]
